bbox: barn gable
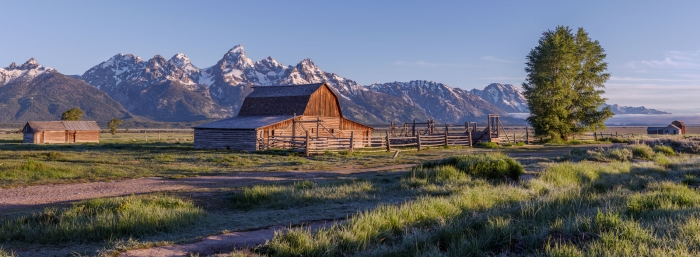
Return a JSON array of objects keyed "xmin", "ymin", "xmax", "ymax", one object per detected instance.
[{"xmin": 236, "ymin": 83, "xmax": 342, "ymax": 117}]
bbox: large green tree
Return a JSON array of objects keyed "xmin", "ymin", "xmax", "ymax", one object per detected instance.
[
  {"xmin": 523, "ymin": 26, "xmax": 614, "ymax": 141},
  {"xmin": 61, "ymin": 107, "xmax": 84, "ymax": 121}
]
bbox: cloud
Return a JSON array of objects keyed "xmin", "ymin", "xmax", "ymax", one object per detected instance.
[
  {"xmin": 393, "ymin": 61, "xmax": 472, "ymax": 68},
  {"xmin": 481, "ymin": 55, "xmax": 519, "ymax": 63},
  {"xmin": 623, "ymin": 50, "xmax": 700, "ymax": 70},
  {"xmin": 609, "ymin": 76, "xmax": 700, "ymax": 83}
]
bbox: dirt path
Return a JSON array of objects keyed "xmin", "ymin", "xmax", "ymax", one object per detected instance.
[
  {"xmin": 0, "ymin": 144, "xmax": 618, "ymax": 212},
  {"xmin": 0, "ymin": 164, "xmax": 415, "ymax": 211},
  {"xmin": 121, "ymin": 220, "xmax": 335, "ymax": 257}
]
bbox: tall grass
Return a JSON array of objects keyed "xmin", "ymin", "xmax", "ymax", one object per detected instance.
[
  {"xmin": 418, "ymin": 153, "xmax": 523, "ymax": 180},
  {"xmin": 258, "ymin": 154, "xmax": 700, "ymax": 256},
  {"xmin": 231, "ymin": 180, "xmax": 376, "ymax": 210},
  {"xmin": 0, "ymin": 195, "xmax": 204, "ymax": 244}
]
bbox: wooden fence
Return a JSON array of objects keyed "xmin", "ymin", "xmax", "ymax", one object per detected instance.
[{"xmin": 257, "ymin": 131, "xmax": 483, "ymax": 156}]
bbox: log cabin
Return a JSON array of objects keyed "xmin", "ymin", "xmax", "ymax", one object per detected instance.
[
  {"xmin": 23, "ymin": 121, "xmax": 101, "ymax": 144},
  {"xmin": 194, "ymin": 83, "xmax": 373, "ymax": 151}
]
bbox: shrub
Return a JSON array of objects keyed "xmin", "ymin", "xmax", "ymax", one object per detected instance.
[
  {"xmin": 653, "ymin": 145, "xmax": 675, "ymax": 156},
  {"xmin": 640, "ymin": 138, "xmax": 700, "ymax": 154},
  {"xmin": 407, "ymin": 165, "xmax": 467, "ymax": 184},
  {"xmin": 631, "ymin": 145, "xmax": 655, "ymax": 160},
  {"xmin": 574, "ymin": 148, "xmax": 631, "ymax": 162},
  {"xmin": 418, "ymin": 154, "xmax": 523, "ymax": 180},
  {"xmin": 476, "ymin": 142, "xmax": 499, "ymax": 149}
]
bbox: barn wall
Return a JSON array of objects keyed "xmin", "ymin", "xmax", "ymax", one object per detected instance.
[
  {"xmin": 303, "ymin": 85, "xmax": 342, "ymax": 117},
  {"xmin": 194, "ymin": 129, "xmax": 258, "ymax": 151},
  {"xmin": 23, "ymin": 132, "xmax": 34, "ymax": 143},
  {"xmin": 43, "ymin": 131, "xmax": 67, "ymax": 143},
  {"xmin": 74, "ymin": 131, "xmax": 100, "ymax": 143}
]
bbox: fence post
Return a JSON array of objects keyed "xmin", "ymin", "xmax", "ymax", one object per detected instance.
[
  {"xmin": 444, "ymin": 127, "xmax": 449, "ymax": 147},
  {"xmin": 350, "ymin": 131, "xmax": 355, "ymax": 153},
  {"xmin": 412, "ymin": 119, "xmax": 416, "ymax": 137},
  {"xmin": 417, "ymin": 133, "xmax": 422, "ymax": 151},
  {"xmin": 385, "ymin": 131, "xmax": 391, "ymax": 152},
  {"xmin": 594, "ymin": 132, "xmax": 598, "ymax": 141},
  {"xmin": 305, "ymin": 130, "xmax": 310, "ymax": 157},
  {"xmin": 468, "ymin": 131, "xmax": 473, "ymax": 147},
  {"xmin": 526, "ymin": 127, "xmax": 529, "ymax": 145}
]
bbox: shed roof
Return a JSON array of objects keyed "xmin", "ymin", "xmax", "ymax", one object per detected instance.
[
  {"xmin": 193, "ymin": 115, "xmax": 293, "ymax": 130},
  {"xmin": 665, "ymin": 124, "xmax": 681, "ymax": 130},
  {"xmin": 25, "ymin": 121, "xmax": 100, "ymax": 132},
  {"xmin": 237, "ymin": 83, "xmax": 329, "ymax": 116},
  {"xmin": 62, "ymin": 121, "xmax": 101, "ymax": 131}
]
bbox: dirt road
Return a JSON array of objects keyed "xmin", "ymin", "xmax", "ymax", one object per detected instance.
[
  {"xmin": 0, "ymin": 164, "xmax": 415, "ymax": 211},
  {"xmin": 0, "ymin": 144, "xmax": 618, "ymax": 212}
]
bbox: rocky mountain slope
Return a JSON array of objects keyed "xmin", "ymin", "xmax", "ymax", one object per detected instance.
[
  {"xmin": 0, "ymin": 59, "xmax": 132, "ymax": 122},
  {"xmin": 470, "ymin": 83, "xmax": 529, "ymax": 113},
  {"xmin": 602, "ymin": 104, "xmax": 671, "ymax": 115},
  {"xmin": 81, "ymin": 53, "xmax": 231, "ymax": 122},
  {"xmin": 366, "ymin": 81, "xmax": 505, "ymax": 122},
  {"xmin": 80, "ymin": 45, "xmax": 436, "ymax": 123}
]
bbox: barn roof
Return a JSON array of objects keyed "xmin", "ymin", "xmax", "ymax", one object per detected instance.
[
  {"xmin": 237, "ymin": 83, "xmax": 329, "ymax": 116},
  {"xmin": 193, "ymin": 115, "xmax": 293, "ymax": 130},
  {"xmin": 25, "ymin": 121, "xmax": 100, "ymax": 132},
  {"xmin": 62, "ymin": 121, "xmax": 101, "ymax": 131}
]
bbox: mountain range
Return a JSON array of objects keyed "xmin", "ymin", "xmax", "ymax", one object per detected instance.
[{"xmin": 0, "ymin": 45, "xmax": 671, "ymax": 125}]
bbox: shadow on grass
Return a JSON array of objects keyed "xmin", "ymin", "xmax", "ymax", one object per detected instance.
[{"xmin": 260, "ymin": 157, "xmax": 700, "ymax": 256}]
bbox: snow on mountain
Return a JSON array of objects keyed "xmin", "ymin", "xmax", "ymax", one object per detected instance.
[
  {"xmin": 0, "ymin": 58, "xmax": 55, "ymax": 86},
  {"xmin": 367, "ymin": 80, "xmax": 505, "ymax": 122},
  {"xmin": 79, "ymin": 45, "xmax": 515, "ymax": 123},
  {"xmin": 470, "ymin": 83, "xmax": 529, "ymax": 113},
  {"xmin": 602, "ymin": 104, "xmax": 671, "ymax": 115}
]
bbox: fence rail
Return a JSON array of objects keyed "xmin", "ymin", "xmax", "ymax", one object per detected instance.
[{"xmin": 256, "ymin": 130, "xmax": 503, "ymax": 156}]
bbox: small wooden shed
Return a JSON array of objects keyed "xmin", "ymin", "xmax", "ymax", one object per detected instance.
[
  {"xmin": 194, "ymin": 83, "xmax": 373, "ymax": 151},
  {"xmin": 647, "ymin": 120, "xmax": 685, "ymax": 135},
  {"xmin": 23, "ymin": 121, "xmax": 101, "ymax": 144}
]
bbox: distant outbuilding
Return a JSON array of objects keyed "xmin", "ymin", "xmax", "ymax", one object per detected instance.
[
  {"xmin": 23, "ymin": 121, "xmax": 101, "ymax": 144},
  {"xmin": 647, "ymin": 120, "xmax": 685, "ymax": 135},
  {"xmin": 193, "ymin": 83, "xmax": 373, "ymax": 151}
]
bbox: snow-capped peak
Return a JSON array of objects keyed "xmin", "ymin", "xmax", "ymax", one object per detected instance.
[
  {"xmin": 168, "ymin": 53, "xmax": 195, "ymax": 70},
  {"xmin": 20, "ymin": 58, "xmax": 41, "ymax": 70},
  {"xmin": 229, "ymin": 44, "xmax": 245, "ymax": 54},
  {"xmin": 0, "ymin": 58, "xmax": 55, "ymax": 86}
]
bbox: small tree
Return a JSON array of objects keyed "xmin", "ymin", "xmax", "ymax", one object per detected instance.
[
  {"xmin": 61, "ymin": 108, "xmax": 84, "ymax": 121},
  {"xmin": 523, "ymin": 26, "xmax": 614, "ymax": 141},
  {"xmin": 108, "ymin": 118, "xmax": 122, "ymax": 135}
]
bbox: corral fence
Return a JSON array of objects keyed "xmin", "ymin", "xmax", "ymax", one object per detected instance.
[{"xmin": 257, "ymin": 128, "xmax": 534, "ymax": 156}]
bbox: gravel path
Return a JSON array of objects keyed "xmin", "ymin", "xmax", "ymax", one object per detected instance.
[{"xmin": 0, "ymin": 164, "xmax": 415, "ymax": 211}]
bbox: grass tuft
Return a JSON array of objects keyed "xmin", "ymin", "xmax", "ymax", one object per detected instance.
[
  {"xmin": 0, "ymin": 195, "xmax": 204, "ymax": 244},
  {"xmin": 418, "ymin": 153, "xmax": 524, "ymax": 180},
  {"xmin": 631, "ymin": 145, "xmax": 655, "ymax": 160}
]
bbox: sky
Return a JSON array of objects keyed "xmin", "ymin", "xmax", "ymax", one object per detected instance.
[{"xmin": 2, "ymin": 0, "xmax": 700, "ymax": 113}]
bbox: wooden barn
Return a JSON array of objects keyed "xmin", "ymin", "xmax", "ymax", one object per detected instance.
[
  {"xmin": 194, "ymin": 83, "xmax": 373, "ymax": 151},
  {"xmin": 647, "ymin": 120, "xmax": 686, "ymax": 135},
  {"xmin": 22, "ymin": 121, "xmax": 101, "ymax": 144}
]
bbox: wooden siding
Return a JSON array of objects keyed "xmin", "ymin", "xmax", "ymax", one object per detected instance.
[
  {"xmin": 194, "ymin": 129, "xmax": 258, "ymax": 151},
  {"xmin": 42, "ymin": 131, "xmax": 67, "ymax": 144},
  {"xmin": 303, "ymin": 84, "xmax": 342, "ymax": 117},
  {"xmin": 73, "ymin": 131, "xmax": 100, "ymax": 143}
]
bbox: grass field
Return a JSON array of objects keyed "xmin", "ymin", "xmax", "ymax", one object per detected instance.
[{"xmin": 1, "ymin": 131, "xmax": 700, "ymax": 256}]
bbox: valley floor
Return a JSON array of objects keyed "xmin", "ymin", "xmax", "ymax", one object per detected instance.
[{"xmin": 0, "ymin": 132, "xmax": 699, "ymax": 256}]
